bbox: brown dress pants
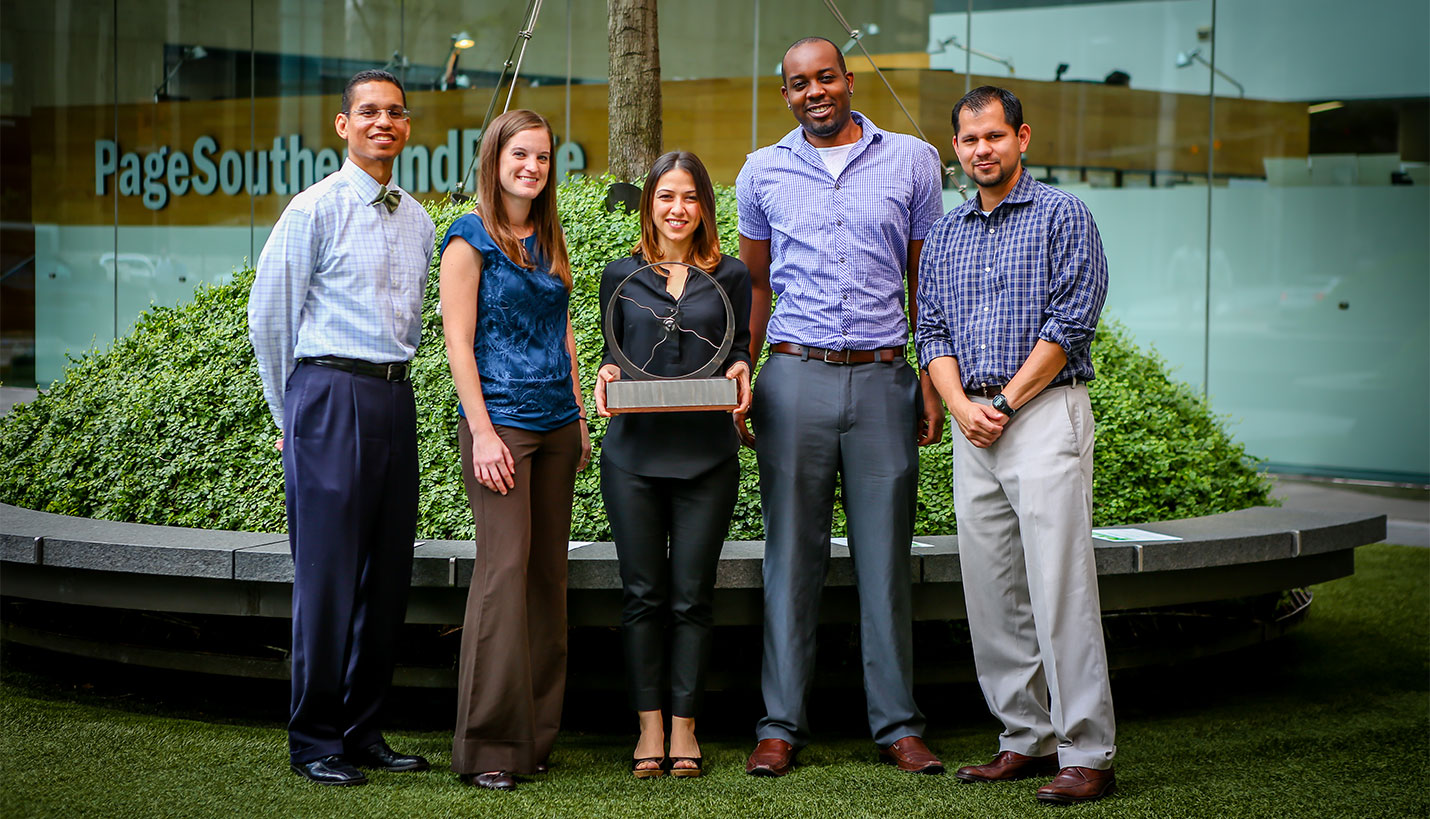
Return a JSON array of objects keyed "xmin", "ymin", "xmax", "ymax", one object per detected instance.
[{"xmin": 453, "ymin": 420, "xmax": 580, "ymax": 775}]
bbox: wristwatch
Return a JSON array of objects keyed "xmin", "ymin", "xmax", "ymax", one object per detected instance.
[{"xmin": 991, "ymin": 393, "xmax": 1017, "ymax": 419}]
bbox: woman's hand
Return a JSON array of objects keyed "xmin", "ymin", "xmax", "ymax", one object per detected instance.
[
  {"xmin": 578, "ymin": 419, "xmax": 592, "ymax": 471},
  {"xmin": 470, "ymin": 424, "xmax": 516, "ymax": 494},
  {"xmin": 726, "ymin": 360, "xmax": 752, "ymax": 414},
  {"xmin": 728, "ymin": 361, "xmax": 756, "ymax": 447},
  {"xmin": 594, "ymin": 364, "xmax": 621, "ymax": 418}
]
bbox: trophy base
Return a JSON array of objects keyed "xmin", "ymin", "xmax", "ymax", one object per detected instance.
[{"xmin": 606, "ymin": 378, "xmax": 739, "ymax": 414}]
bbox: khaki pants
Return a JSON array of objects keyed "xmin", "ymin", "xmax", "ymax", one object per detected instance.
[{"xmin": 951, "ymin": 383, "xmax": 1116, "ymax": 770}]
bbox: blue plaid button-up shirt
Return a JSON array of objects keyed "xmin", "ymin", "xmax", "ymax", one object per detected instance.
[
  {"xmin": 736, "ymin": 112, "xmax": 944, "ymax": 350},
  {"xmin": 248, "ymin": 159, "xmax": 435, "ymax": 429},
  {"xmin": 915, "ymin": 169, "xmax": 1108, "ymax": 388}
]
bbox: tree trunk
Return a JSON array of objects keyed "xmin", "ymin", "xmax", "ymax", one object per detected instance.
[{"xmin": 607, "ymin": 0, "xmax": 662, "ymax": 181}]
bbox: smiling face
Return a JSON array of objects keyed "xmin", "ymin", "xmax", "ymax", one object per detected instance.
[
  {"xmin": 781, "ymin": 40, "xmax": 857, "ymax": 146},
  {"xmin": 334, "ymin": 80, "xmax": 409, "ymax": 183},
  {"xmin": 497, "ymin": 126, "xmax": 552, "ymax": 206},
  {"xmin": 650, "ymin": 168, "xmax": 701, "ymax": 254},
  {"xmin": 954, "ymin": 103, "xmax": 1031, "ymax": 204}
]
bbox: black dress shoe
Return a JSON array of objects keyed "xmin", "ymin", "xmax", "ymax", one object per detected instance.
[
  {"xmin": 291, "ymin": 755, "xmax": 368, "ymax": 786},
  {"xmin": 466, "ymin": 771, "xmax": 517, "ymax": 791},
  {"xmin": 350, "ymin": 741, "xmax": 430, "ymax": 772}
]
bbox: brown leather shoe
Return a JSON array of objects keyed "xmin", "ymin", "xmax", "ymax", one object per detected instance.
[
  {"xmin": 955, "ymin": 750, "xmax": 1060, "ymax": 782},
  {"xmin": 466, "ymin": 770, "xmax": 517, "ymax": 791},
  {"xmin": 878, "ymin": 736, "xmax": 945, "ymax": 774},
  {"xmin": 745, "ymin": 738, "xmax": 796, "ymax": 777},
  {"xmin": 1036, "ymin": 766, "xmax": 1116, "ymax": 804}
]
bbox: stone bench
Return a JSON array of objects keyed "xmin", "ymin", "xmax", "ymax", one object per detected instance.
[{"xmin": 1, "ymin": 502, "xmax": 1386, "ymax": 629}]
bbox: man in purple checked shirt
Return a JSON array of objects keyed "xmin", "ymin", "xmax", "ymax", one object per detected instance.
[
  {"xmin": 917, "ymin": 86, "xmax": 1115, "ymax": 805},
  {"xmin": 735, "ymin": 36, "xmax": 947, "ymax": 779}
]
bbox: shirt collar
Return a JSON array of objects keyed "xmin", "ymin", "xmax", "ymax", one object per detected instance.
[
  {"xmin": 340, "ymin": 158, "xmax": 395, "ymax": 201},
  {"xmin": 955, "ymin": 164, "xmax": 1039, "ymax": 220},
  {"xmin": 777, "ymin": 110, "xmax": 884, "ymax": 170}
]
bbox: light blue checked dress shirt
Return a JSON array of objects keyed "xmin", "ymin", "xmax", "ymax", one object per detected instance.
[
  {"xmin": 736, "ymin": 111, "xmax": 944, "ymax": 350},
  {"xmin": 915, "ymin": 169, "xmax": 1108, "ymax": 389},
  {"xmin": 249, "ymin": 159, "xmax": 436, "ymax": 429}
]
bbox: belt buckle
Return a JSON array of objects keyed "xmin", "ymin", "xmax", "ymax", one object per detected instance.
[
  {"xmin": 386, "ymin": 362, "xmax": 407, "ymax": 381},
  {"xmin": 820, "ymin": 348, "xmax": 848, "ymax": 365}
]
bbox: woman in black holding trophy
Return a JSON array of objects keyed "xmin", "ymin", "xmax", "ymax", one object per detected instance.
[{"xmin": 594, "ymin": 151, "xmax": 752, "ymax": 778}]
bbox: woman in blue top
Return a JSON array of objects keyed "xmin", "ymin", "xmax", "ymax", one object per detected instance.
[{"xmin": 438, "ymin": 108, "xmax": 590, "ymax": 793}]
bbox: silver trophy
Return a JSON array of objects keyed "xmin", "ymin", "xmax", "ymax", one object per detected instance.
[{"xmin": 604, "ymin": 262, "xmax": 739, "ymax": 414}]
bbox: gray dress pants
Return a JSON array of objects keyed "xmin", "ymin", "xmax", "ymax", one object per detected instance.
[
  {"xmin": 750, "ymin": 352, "xmax": 925, "ymax": 747},
  {"xmin": 952, "ymin": 384, "xmax": 1116, "ymax": 770}
]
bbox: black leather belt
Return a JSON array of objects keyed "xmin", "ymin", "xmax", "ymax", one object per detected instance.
[
  {"xmin": 769, "ymin": 342, "xmax": 903, "ymax": 364},
  {"xmin": 965, "ymin": 376, "xmax": 1078, "ymax": 398},
  {"xmin": 301, "ymin": 356, "xmax": 411, "ymax": 382}
]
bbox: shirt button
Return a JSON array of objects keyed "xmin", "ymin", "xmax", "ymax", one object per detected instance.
[
  {"xmin": 980, "ymin": 344, "xmax": 986, "ymax": 349},
  {"xmin": 985, "ymin": 266, "xmax": 991, "ymax": 272},
  {"xmin": 984, "ymin": 306, "xmax": 989, "ymax": 311},
  {"xmin": 837, "ymin": 220, "xmax": 844, "ymax": 226},
  {"xmin": 988, "ymin": 228, "xmax": 995, "ymax": 234},
  {"xmin": 834, "ymin": 183, "xmax": 842, "ymax": 190},
  {"xmin": 840, "ymin": 257, "xmax": 846, "ymax": 263}
]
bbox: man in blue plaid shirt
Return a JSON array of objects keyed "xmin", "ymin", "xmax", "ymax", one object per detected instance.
[{"xmin": 916, "ymin": 86, "xmax": 1116, "ymax": 805}]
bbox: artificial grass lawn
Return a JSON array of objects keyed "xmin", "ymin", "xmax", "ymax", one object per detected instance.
[{"xmin": 2, "ymin": 544, "xmax": 1426, "ymax": 818}]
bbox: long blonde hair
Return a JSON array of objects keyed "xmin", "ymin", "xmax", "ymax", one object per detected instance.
[{"xmin": 476, "ymin": 109, "xmax": 571, "ymax": 288}]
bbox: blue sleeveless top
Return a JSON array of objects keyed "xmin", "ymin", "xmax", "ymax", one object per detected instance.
[{"xmin": 440, "ymin": 213, "xmax": 579, "ymax": 432}]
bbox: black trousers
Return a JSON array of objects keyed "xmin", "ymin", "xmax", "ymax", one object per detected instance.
[
  {"xmin": 601, "ymin": 455, "xmax": 739, "ymax": 717},
  {"xmin": 283, "ymin": 362, "xmax": 418, "ymax": 764}
]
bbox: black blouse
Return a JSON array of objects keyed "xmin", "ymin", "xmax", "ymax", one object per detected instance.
[{"xmin": 598, "ymin": 253, "xmax": 753, "ymax": 478}]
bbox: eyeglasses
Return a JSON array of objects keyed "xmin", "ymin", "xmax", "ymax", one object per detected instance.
[{"xmin": 344, "ymin": 107, "xmax": 411, "ymax": 121}]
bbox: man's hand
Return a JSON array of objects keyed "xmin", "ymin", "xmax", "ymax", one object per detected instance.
[
  {"xmin": 275, "ymin": 436, "xmax": 284, "ymax": 453},
  {"xmin": 952, "ymin": 400, "xmax": 1008, "ymax": 448},
  {"xmin": 734, "ymin": 407, "xmax": 756, "ymax": 448},
  {"xmin": 594, "ymin": 364, "xmax": 621, "ymax": 418},
  {"xmin": 916, "ymin": 371, "xmax": 945, "ymax": 446}
]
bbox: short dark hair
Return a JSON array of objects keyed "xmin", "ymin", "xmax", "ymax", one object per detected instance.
[
  {"xmin": 781, "ymin": 36, "xmax": 847, "ymax": 84},
  {"xmin": 342, "ymin": 69, "xmax": 406, "ymax": 112},
  {"xmin": 952, "ymin": 85, "xmax": 1023, "ymax": 135}
]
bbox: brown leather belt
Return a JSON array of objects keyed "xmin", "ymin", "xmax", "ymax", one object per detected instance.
[
  {"xmin": 769, "ymin": 343, "xmax": 903, "ymax": 364},
  {"xmin": 965, "ymin": 377, "xmax": 1077, "ymax": 398}
]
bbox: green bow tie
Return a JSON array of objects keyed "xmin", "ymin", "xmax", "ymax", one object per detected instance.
[{"xmin": 369, "ymin": 185, "xmax": 401, "ymax": 214}]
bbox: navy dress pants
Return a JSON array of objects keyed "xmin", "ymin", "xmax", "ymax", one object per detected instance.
[{"xmin": 283, "ymin": 362, "xmax": 418, "ymax": 764}]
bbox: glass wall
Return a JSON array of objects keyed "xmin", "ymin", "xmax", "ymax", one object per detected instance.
[{"xmin": 2, "ymin": 0, "xmax": 1426, "ymax": 481}]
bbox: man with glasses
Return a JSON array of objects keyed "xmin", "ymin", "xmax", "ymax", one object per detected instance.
[{"xmin": 249, "ymin": 69, "xmax": 435, "ymax": 787}]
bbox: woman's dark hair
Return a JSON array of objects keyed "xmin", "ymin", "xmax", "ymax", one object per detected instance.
[{"xmin": 634, "ymin": 151, "xmax": 721, "ymax": 272}]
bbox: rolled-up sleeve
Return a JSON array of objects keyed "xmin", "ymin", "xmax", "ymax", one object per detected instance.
[
  {"xmin": 1038, "ymin": 199, "xmax": 1108, "ymax": 354},
  {"xmin": 915, "ymin": 221, "xmax": 957, "ymax": 370},
  {"xmin": 734, "ymin": 158, "xmax": 770, "ymax": 241},
  {"xmin": 248, "ymin": 205, "xmax": 317, "ymax": 430},
  {"xmin": 909, "ymin": 143, "xmax": 944, "ymax": 242}
]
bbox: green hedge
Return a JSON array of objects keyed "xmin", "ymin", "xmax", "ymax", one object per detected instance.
[{"xmin": 0, "ymin": 176, "xmax": 1269, "ymax": 539}]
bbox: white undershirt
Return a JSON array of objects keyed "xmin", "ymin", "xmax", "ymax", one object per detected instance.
[{"xmin": 815, "ymin": 143, "xmax": 857, "ymax": 179}]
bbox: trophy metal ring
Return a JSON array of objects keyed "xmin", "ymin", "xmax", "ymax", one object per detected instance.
[{"xmin": 603, "ymin": 261, "xmax": 739, "ymax": 414}]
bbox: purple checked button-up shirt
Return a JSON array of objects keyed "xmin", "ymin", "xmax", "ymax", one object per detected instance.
[
  {"xmin": 915, "ymin": 169, "xmax": 1108, "ymax": 388},
  {"xmin": 736, "ymin": 111, "xmax": 944, "ymax": 350}
]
